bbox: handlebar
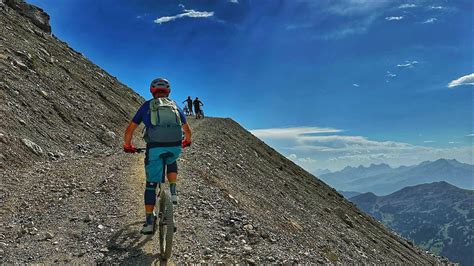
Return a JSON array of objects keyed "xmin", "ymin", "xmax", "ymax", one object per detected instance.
[
  {"xmin": 136, "ymin": 148, "xmax": 146, "ymax": 153},
  {"xmin": 131, "ymin": 143, "xmax": 191, "ymax": 154}
]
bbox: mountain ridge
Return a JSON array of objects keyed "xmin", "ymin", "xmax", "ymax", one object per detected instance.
[
  {"xmin": 350, "ymin": 181, "xmax": 473, "ymax": 265},
  {"xmin": 321, "ymin": 159, "xmax": 474, "ymax": 195}
]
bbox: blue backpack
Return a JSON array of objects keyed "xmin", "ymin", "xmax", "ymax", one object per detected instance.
[{"xmin": 143, "ymin": 98, "xmax": 182, "ymax": 145}]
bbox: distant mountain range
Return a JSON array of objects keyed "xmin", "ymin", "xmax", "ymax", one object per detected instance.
[
  {"xmin": 350, "ymin": 181, "xmax": 474, "ymax": 266},
  {"xmin": 312, "ymin": 168, "xmax": 332, "ymax": 176},
  {"xmin": 320, "ymin": 159, "xmax": 474, "ymax": 195}
]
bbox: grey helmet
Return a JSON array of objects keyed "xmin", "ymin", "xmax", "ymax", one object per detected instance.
[{"xmin": 150, "ymin": 78, "xmax": 170, "ymax": 96}]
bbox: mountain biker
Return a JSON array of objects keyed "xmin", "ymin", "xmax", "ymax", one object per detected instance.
[
  {"xmin": 183, "ymin": 96, "xmax": 193, "ymax": 116},
  {"xmin": 193, "ymin": 97, "xmax": 204, "ymax": 119},
  {"xmin": 123, "ymin": 78, "xmax": 192, "ymax": 234}
]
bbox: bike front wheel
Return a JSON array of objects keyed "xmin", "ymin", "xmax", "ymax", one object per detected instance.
[{"xmin": 159, "ymin": 192, "xmax": 174, "ymax": 260}]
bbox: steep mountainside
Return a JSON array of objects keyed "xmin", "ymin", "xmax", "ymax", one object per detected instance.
[
  {"xmin": 350, "ymin": 182, "xmax": 474, "ymax": 265},
  {"xmin": 0, "ymin": 1, "xmax": 449, "ymax": 264},
  {"xmin": 321, "ymin": 159, "xmax": 474, "ymax": 195},
  {"xmin": 0, "ymin": 0, "xmax": 143, "ymax": 169}
]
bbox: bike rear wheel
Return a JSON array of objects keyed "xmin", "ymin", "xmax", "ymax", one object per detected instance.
[{"xmin": 159, "ymin": 191, "xmax": 174, "ymax": 260}]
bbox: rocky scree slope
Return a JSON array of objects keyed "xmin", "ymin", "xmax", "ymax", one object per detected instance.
[
  {"xmin": 0, "ymin": 1, "xmax": 449, "ymax": 264},
  {"xmin": 0, "ymin": 0, "xmax": 143, "ymax": 169},
  {"xmin": 1, "ymin": 1, "xmax": 143, "ymax": 263}
]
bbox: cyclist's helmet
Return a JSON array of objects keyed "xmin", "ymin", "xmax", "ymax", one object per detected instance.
[{"xmin": 150, "ymin": 78, "xmax": 170, "ymax": 97}]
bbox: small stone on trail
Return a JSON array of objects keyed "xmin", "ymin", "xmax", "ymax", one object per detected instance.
[
  {"xmin": 84, "ymin": 214, "xmax": 93, "ymax": 222},
  {"xmin": 43, "ymin": 232, "xmax": 54, "ymax": 240},
  {"xmin": 246, "ymin": 258, "xmax": 256, "ymax": 265},
  {"xmin": 21, "ymin": 138, "xmax": 43, "ymax": 155},
  {"xmin": 243, "ymin": 224, "xmax": 254, "ymax": 231}
]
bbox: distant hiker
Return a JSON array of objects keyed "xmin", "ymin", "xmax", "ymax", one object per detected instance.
[
  {"xmin": 183, "ymin": 96, "xmax": 193, "ymax": 116},
  {"xmin": 123, "ymin": 78, "xmax": 192, "ymax": 234},
  {"xmin": 183, "ymin": 104, "xmax": 190, "ymax": 116},
  {"xmin": 193, "ymin": 97, "xmax": 204, "ymax": 119}
]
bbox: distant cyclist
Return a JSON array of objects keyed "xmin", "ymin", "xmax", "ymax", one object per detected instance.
[
  {"xmin": 123, "ymin": 78, "xmax": 192, "ymax": 234},
  {"xmin": 193, "ymin": 97, "xmax": 204, "ymax": 119},
  {"xmin": 182, "ymin": 96, "xmax": 193, "ymax": 116}
]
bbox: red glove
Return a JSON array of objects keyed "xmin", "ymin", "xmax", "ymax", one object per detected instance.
[
  {"xmin": 182, "ymin": 139, "xmax": 192, "ymax": 148},
  {"xmin": 123, "ymin": 144, "xmax": 137, "ymax": 153}
]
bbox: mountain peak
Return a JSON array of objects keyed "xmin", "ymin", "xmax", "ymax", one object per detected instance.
[
  {"xmin": 433, "ymin": 158, "xmax": 460, "ymax": 165},
  {"xmin": 4, "ymin": 0, "xmax": 51, "ymax": 33},
  {"xmin": 369, "ymin": 163, "xmax": 391, "ymax": 169}
]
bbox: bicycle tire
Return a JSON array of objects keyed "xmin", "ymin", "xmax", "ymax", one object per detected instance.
[{"xmin": 159, "ymin": 191, "xmax": 174, "ymax": 260}]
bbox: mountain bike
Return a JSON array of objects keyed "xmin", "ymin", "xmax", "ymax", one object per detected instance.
[
  {"xmin": 195, "ymin": 108, "xmax": 204, "ymax": 119},
  {"xmin": 136, "ymin": 148, "xmax": 176, "ymax": 261}
]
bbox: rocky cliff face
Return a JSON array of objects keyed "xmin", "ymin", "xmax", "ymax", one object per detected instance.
[
  {"xmin": 0, "ymin": 1, "xmax": 451, "ymax": 264},
  {"xmin": 2, "ymin": 0, "xmax": 51, "ymax": 32},
  {"xmin": 0, "ymin": 0, "xmax": 143, "ymax": 169}
]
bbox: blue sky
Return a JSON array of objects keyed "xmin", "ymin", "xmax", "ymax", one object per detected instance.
[{"xmin": 28, "ymin": 0, "xmax": 473, "ymax": 171}]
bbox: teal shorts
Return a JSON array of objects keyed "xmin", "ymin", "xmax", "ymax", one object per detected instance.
[{"xmin": 144, "ymin": 146, "xmax": 182, "ymax": 183}]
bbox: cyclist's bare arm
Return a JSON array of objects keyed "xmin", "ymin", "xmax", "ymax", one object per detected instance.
[
  {"xmin": 124, "ymin": 121, "xmax": 138, "ymax": 146},
  {"xmin": 182, "ymin": 123, "xmax": 192, "ymax": 143}
]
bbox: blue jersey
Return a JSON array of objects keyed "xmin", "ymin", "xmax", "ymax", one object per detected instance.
[{"xmin": 132, "ymin": 99, "xmax": 187, "ymax": 128}]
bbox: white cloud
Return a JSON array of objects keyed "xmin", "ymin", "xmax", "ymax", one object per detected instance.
[
  {"xmin": 385, "ymin": 71, "xmax": 397, "ymax": 78},
  {"xmin": 286, "ymin": 23, "xmax": 313, "ymax": 31},
  {"xmin": 251, "ymin": 126, "xmax": 474, "ymax": 171},
  {"xmin": 286, "ymin": 153, "xmax": 317, "ymax": 167},
  {"xmin": 251, "ymin": 127, "xmax": 343, "ymax": 139},
  {"xmin": 353, "ymin": 83, "xmax": 360, "ymax": 87},
  {"xmin": 466, "ymin": 134, "xmax": 474, "ymax": 137},
  {"xmin": 319, "ymin": 25, "xmax": 369, "ymax": 40},
  {"xmin": 290, "ymin": 135, "xmax": 414, "ymax": 152},
  {"xmin": 399, "ymin": 4, "xmax": 417, "ymax": 9},
  {"xmin": 178, "ymin": 3, "xmax": 185, "ymax": 9},
  {"xmin": 422, "ymin": 18, "xmax": 437, "ymax": 24},
  {"xmin": 447, "ymin": 73, "xmax": 474, "ymax": 88},
  {"xmin": 302, "ymin": 2, "xmax": 387, "ymax": 40},
  {"xmin": 154, "ymin": 9, "xmax": 214, "ymax": 24},
  {"xmin": 136, "ymin": 13, "xmax": 149, "ymax": 19},
  {"xmin": 385, "ymin": 71, "xmax": 397, "ymax": 80},
  {"xmin": 385, "ymin": 16, "xmax": 404, "ymax": 21},
  {"xmin": 423, "ymin": 140, "xmax": 435, "ymax": 143},
  {"xmin": 449, "ymin": 141, "xmax": 460, "ymax": 144},
  {"xmin": 397, "ymin": 60, "xmax": 418, "ymax": 68},
  {"xmin": 430, "ymin": 6, "xmax": 445, "ymax": 10},
  {"xmin": 325, "ymin": 0, "xmax": 391, "ymax": 16},
  {"xmin": 229, "ymin": 0, "xmax": 239, "ymax": 3}
]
